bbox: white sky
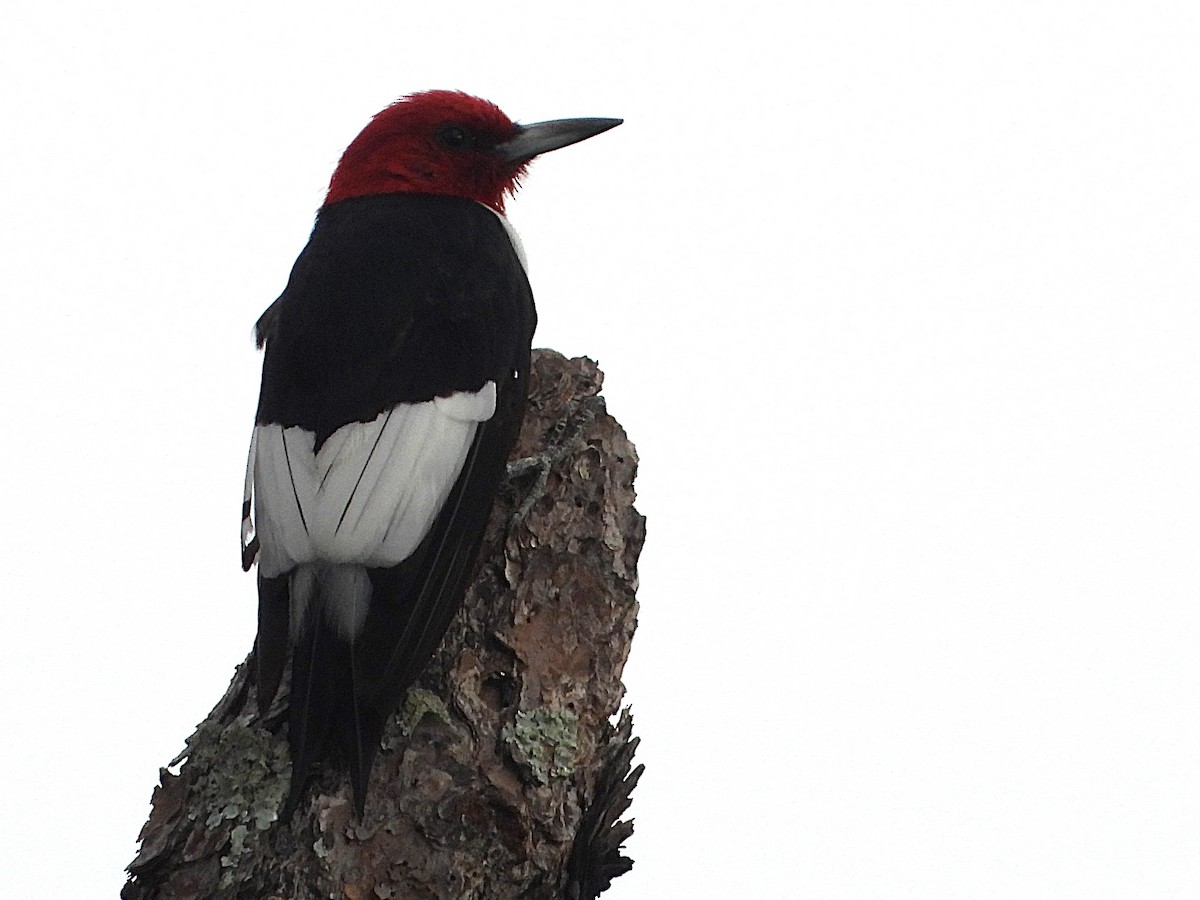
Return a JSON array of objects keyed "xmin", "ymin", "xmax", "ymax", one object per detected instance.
[{"xmin": 3, "ymin": 1, "xmax": 1199, "ymax": 896}]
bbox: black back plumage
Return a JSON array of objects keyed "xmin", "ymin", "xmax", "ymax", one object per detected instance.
[
  {"xmin": 251, "ymin": 193, "xmax": 536, "ymax": 814},
  {"xmin": 256, "ymin": 193, "xmax": 535, "ymax": 447}
]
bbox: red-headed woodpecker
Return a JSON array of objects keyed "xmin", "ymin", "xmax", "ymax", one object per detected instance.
[{"xmin": 240, "ymin": 90, "xmax": 621, "ymax": 815}]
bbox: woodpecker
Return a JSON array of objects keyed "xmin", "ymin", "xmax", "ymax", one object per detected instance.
[{"xmin": 240, "ymin": 90, "xmax": 621, "ymax": 815}]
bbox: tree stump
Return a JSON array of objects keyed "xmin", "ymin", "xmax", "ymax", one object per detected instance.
[{"xmin": 124, "ymin": 350, "xmax": 644, "ymax": 900}]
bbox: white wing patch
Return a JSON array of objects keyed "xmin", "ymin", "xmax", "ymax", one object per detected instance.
[{"xmin": 246, "ymin": 381, "xmax": 497, "ymax": 579}]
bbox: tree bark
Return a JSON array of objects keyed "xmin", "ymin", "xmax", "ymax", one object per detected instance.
[{"xmin": 124, "ymin": 350, "xmax": 644, "ymax": 900}]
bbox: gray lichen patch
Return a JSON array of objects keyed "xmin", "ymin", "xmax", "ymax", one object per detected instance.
[
  {"xmin": 502, "ymin": 708, "xmax": 580, "ymax": 784},
  {"xmin": 382, "ymin": 687, "xmax": 454, "ymax": 750},
  {"xmin": 181, "ymin": 715, "xmax": 289, "ymax": 885}
]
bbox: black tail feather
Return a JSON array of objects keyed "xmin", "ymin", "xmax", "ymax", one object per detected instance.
[
  {"xmin": 284, "ymin": 598, "xmax": 342, "ymax": 817},
  {"xmin": 338, "ymin": 641, "xmax": 383, "ymax": 819},
  {"xmin": 280, "ymin": 576, "xmax": 383, "ymax": 819},
  {"xmin": 255, "ymin": 573, "xmax": 290, "ymax": 715}
]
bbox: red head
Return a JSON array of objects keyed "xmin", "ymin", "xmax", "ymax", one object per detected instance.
[{"xmin": 325, "ymin": 90, "xmax": 622, "ymax": 214}]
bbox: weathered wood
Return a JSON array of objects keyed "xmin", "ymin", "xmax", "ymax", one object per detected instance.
[{"xmin": 124, "ymin": 350, "xmax": 644, "ymax": 900}]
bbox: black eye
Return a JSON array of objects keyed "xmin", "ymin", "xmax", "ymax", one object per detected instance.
[{"xmin": 437, "ymin": 124, "xmax": 471, "ymax": 150}]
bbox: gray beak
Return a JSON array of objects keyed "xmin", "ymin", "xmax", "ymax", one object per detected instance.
[{"xmin": 496, "ymin": 117, "xmax": 623, "ymax": 164}]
